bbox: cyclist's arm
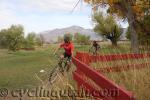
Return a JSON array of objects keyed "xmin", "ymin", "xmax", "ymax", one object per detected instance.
[
  {"xmin": 53, "ymin": 43, "xmax": 63, "ymax": 55},
  {"xmin": 53, "ymin": 47, "xmax": 60, "ymax": 55}
]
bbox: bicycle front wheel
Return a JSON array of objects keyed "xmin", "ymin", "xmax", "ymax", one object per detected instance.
[{"xmin": 49, "ymin": 66, "xmax": 59, "ymax": 84}]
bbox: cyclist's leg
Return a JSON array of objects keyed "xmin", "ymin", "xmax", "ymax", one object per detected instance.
[
  {"xmin": 93, "ymin": 46, "xmax": 96, "ymax": 55},
  {"xmin": 96, "ymin": 45, "xmax": 100, "ymax": 55},
  {"xmin": 98, "ymin": 45, "xmax": 101, "ymax": 52},
  {"xmin": 95, "ymin": 46, "xmax": 98, "ymax": 55},
  {"xmin": 89, "ymin": 46, "xmax": 94, "ymax": 54},
  {"xmin": 66, "ymin": 57, "xmax": 72, "ymax": 72}
]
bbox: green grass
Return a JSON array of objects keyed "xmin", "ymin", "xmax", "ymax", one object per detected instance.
[
  {"xmin": 0, "ymin": 42, "xmax": 140, "ymax": 89},
  {"xmin": 75, "ymin": 42, "xmax": 131, "ymax": 54},
  {"xmin": 0, "ymin": 45, "xmax": 58, "ymax": 89}
]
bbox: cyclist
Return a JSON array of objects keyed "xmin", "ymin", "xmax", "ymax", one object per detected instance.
[
  {"xmin": 91, "ymin": 40, "xmax": 100, "ymax": 55},
  {"xmin": 54, "ymin": 34, "xmax": 74, "ymax": 72}
]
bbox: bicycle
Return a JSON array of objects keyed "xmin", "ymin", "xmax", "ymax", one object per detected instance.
[
  {"xmin": 89, "ymin": 45, "xmax": 101, "ymax": 55},
  {"xmin": 48, "ymin": 54, "xmax": 77, "ymax": 100},
  {"xmin": 49, "ymin": 53, "xmax": 71, "ymax": 84}
]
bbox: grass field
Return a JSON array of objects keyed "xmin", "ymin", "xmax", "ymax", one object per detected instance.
[
  {"xmin": 0, "ymin": 45, "xmax": 58, "ymax": 89},
  {"xmin": 0, "ymin": 42, "xmax": 149, "ymax": 100},
  {"xmin": 0, "ymin": 42, "xmax": 128, "ymax": 89},
  {"xmin": 0, "ymin": 43, "xmax": 92, "ymax": 89}
]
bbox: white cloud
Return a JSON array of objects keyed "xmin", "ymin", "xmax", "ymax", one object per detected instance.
[
  {"xmin": 0, "ymin": 0, "xmax": 84, "ymax": 14},
  {"xmin": 0, "ymin": 0, "xmax": 92, "ymax": 34},
  {"xmin": 0, "ymin": 3, "xmax": 17, "ymax": 30}
]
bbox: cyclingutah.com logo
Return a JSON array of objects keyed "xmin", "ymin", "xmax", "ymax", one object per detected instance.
[
  {"xmin": 0, "ymin": 86, "xmax": 119, "ymax": 100},
  {"xmin": 0, "ymin": 88, "xmax": 8, "ymax": 97}
]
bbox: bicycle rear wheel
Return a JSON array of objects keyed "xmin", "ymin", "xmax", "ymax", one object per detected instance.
[{"xmin": 89, "ymin": 46, "xmax": 96, "ymax": 55}]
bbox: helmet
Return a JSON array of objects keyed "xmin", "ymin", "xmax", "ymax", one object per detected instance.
[
  {"xmin": 64, "ymin": 34, "xmax": 71, "ymax": 43},
  {"xmin": 93, "ymin": 40, "xmax": 97, "ymax": 43}
]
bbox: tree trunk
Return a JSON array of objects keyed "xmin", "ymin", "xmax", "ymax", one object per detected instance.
[
  {"xmin": 114, "ymin": 0, "xmax": 139, "ymax": 53},
  {"xmin": 125, "ymin": 1, "xmax": 139, "ymax": 53},
  {"xmin": 111, "ymin": 39, "xmax": 117, "ymax": 47},
  {"xmin": 128, "ymin": 21, "xmax": 139, "ymax": 53},
  {"xmin": 127, "ymin": 17, "xmax": 139, "ymax": 53}
]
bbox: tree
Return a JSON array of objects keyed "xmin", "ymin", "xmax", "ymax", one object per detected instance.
[
  {"xmin": 25, "ymin": 32, "xmax": 36, "ymax": 48},
  {"xmin": 93, "ymin": 13, "xmax": 121, "ymax": 46},
  {"xmin": 35, "ymin": 37, "xmax": 43, "ymax": 46},
  {"xmin": 0, "ymin": 29, "xmax": 9, "ymax": 48},
  {"xmin": 138, "ymin": 15, "xmax": 150, "ymax": 46},
  {"xmin": 0, "ymin": 25, "xmax": 43, "ymax": 50},
  {"xmin": 126, "ymin": 16, "xmax": 150, "ymax": 49},
  {"xmin": 38, "ymin": 34, "xmax": 44, "ymax": 45},
  {"xmin": 74, "ymin": 33, "xmax": 90, "ymax": 45},
  {"xmin": 84, "ymin": 0, "xmax": 150, "ymax": 53},
  {"xmin": 126, "ymin": 27, "xmax": 131, "ymax": 40},
  {"xmin": 0, "ymin": 25, "xmax": 24, "ymax": 51}
]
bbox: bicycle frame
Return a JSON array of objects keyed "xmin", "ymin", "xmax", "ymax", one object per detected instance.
[
  {"xmin": 49, "ymin": 53, "xmax": 71, "ymax": 83},
  {"xmin": 89, "ymin": 46, "xmax": 100, "ymax": 55},
  {"xmin": 55, "ymin": 53, "xmax": 70, "ymax": 70}
]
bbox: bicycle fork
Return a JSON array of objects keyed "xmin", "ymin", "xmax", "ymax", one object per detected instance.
[{"xmin": 58, "ymin": 61, "xmax": 62, "ymax": 70}]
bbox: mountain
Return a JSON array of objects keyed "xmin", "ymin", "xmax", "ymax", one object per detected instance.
[{"xmin": 38, "ymin": 25, "xmax": 102, "ymax": 43}]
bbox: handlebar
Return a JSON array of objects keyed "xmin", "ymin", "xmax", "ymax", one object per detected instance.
[{"xmin": 52, "ymin": 53, "xmax": 70, "ymax": 63}]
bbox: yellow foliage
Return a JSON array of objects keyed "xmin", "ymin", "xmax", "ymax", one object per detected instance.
[
  {"xmin": 85, "ymin": 0, "xmax": 149, "ymax": 20},
  {"xmin": 132, "ymin": 5, "xmax": 142, "ymax": 13},
  {"xmin": 109, "ymin": 0, "xmax": 121, "ymax": 4}
]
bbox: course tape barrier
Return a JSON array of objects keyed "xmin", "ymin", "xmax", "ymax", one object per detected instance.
[{"xmin": 72, "ymin": 52, "xmax": 147, "ymax": 100}]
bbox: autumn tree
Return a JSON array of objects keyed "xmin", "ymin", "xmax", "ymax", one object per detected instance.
[
  {"xmin": 126, "ymin": 15, "xmax": 150, "ymax": 50},
  {"xmin": 84, "ymin": 0, "xmax": 150, "ymax": 53}
]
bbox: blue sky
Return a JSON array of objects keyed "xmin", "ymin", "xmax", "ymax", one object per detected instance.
[{"xmin": 0, "ymin": 0, "xmax": 128, "ymax": 35}]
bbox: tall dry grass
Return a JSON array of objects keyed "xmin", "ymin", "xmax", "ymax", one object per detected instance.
[{"xmin": 91, "ymin": 57, "xmax": 150, "ymax": 100}]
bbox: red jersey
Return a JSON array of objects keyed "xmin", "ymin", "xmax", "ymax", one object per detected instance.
[{"xmin": 60, "ymin": 42, "xmax": 74, "ymax": 56}]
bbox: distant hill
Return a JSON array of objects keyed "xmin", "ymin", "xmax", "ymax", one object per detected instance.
[
  {"xmin": 38, "ymin": 26, "xmax": 127, "ymax": 43},
  {"xmin": 38, "ymin": 25, "xmax": 102, "ymax": 43}
]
